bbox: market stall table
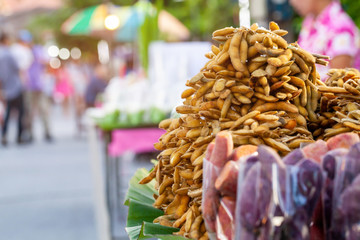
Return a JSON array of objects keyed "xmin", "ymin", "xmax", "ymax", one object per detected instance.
[
  {"xmin": 87, "ymin": 122, "xmax": 164, "ymax": 240},
  {"xmin": 108, "ymin": 128, "xmax": 165, "ymax": 157}
]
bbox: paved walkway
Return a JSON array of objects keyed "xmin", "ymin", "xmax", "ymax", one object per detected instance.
[
  {"xmin": 0, "ymin": 106, "xmax": 97, "ymax": 240},
  {"xmin": 0, "ymin": 106, "xmax": 157, "ymax": 240}
]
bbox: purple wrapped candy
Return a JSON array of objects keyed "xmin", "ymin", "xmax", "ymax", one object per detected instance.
[
  {"xmin": 236, "ymin": 227, "xmax": 257, "ymax": 240},
  {"xmin": 328, "ymin": 146, "xmax": 360, "ymax": 240},
  {"xmin": 344, "ymin": 143, "xmax": 360, "ymax": 187},
  {"xmin": 258, "ymin": 145, "xmax": 284, "ymax": 166},
  {"xmin": 322, "ymin": 148, "xmax": 348, "ymax": 232},
  {"xmin": 348, "ymin": 227, "xmax": 360, "ymax": 240},
  {"xmin": 330, "ymin": 175, "xmax": 360, "ymax": 240},
  {"xmin": 258, "ymin": 145, "xmax": 285, "ymax": 181},
  {"xmin": 273, "ymin": 210, "xmax": 309, "ymax": 240},
  {"xmin": 258, "ymin": 221, "xmax": 271, "ymax": 240},
  {"xmin": 283, "ymin": 149, "xmax": 304, "ymax": 166},
  {"xmin": 322, "ymin": 149, "xmax": 348, "ymax": 180},
  {"xmin": 272, "ymin": 159, "xmax": 322, "ymax": 240},
  {"xmin": 239, "ymin": 162, "xmax": 272, "ymax": 231},
  {"xmin": 294, "ymin": 159, "xmax": 323, "ymax": 219},
  {"xmin": 339, "ymin": 175, "xmax": 360, "ymax": 224},
  {"xmin": 243, "ymin": 155, "xmax": 259, "ymax": 178}
]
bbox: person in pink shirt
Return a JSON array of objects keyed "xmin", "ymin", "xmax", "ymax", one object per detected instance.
[
  {"xmin": 290, "ymin": 0, "xmax": 360, "ymax": 79},
  {"xmin": 54, "ymin": 66, "xmax": 73, "ymax": 116}
]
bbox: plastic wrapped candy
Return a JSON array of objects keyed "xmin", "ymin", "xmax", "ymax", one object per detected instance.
[
  {"xmin": 200, "ymin": 132, "xmax": 360, "ymax": 240},
  {"xmin": 327, "ymin": 142, "xmax": 360, "ymax": 240},
  {"xmin": 202, "ymin": 132, "xmax": 258, "ymax": 240},
  {"xmin": 235, "ymin": 146, "xmax": 323, "ymax": 240}
]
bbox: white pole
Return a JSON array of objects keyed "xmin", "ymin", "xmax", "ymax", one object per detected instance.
[{"xmin": 238, "ymin": 0, "xmax": 250, "ymax": 28}]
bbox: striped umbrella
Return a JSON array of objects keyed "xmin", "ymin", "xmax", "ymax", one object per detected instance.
[
  {"xmin": 61, "ymin": 3, "xmax": 132, "ymax": 35},
  {"xmin": 61, "ymin": 2, "xmax": 189, "ymax": 42}
]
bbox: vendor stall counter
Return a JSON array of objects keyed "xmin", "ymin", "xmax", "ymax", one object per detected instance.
[{"xmin": 87, "ymin": 120, "xmax": 164, "ymax": 240}]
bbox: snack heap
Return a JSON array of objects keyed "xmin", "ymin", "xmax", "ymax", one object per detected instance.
[
  {"xmin": 313, "ymin": 68, "xmax": 360, "ymax": 140},
  {"xmin": 139, "ymin": 21, "xmax": 330, "ymax": 239}
]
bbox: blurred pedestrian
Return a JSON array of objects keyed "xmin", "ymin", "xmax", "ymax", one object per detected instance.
[
  {"xmin": 10, "ymin": 30, "xmax": 34, "ymax": 84},
  {"xmin": 0, "ymin": 32, "xmax": 26, "ymax": 146},
  {"xmin": 85, "ymin": 64, "xmax": 108, "ymax": 108},
  {"xmin": 42, "ymin": 65, "xmax": 56, "ymax": 101},
  {"xmin": 66, "ymin": 59, "xmax": 89, "ymax": 136},
  {"xmin": 0, "ymin": 101, "xmax": 4, "ymax": 126},
  {"xmin": 290, "ymin": 0, "xmax": 360, "ymax": 79},
  {"xmin": 27, "ymin": 44, "xmax": 53, "ymax": 142},
  {"xmin": 10, "ymin": 30, "xmax": 35, "ymax": 141},
  {"xmin": 54, "ymin": 64, "xmax": 73, "ymax": 116}
]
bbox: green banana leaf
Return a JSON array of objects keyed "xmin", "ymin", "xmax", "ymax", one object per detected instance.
[
  {"xmin": 124, "ymin": 168, "xmax": 157, "ymax": 206},
  {"xmin": 127, "ymin": 199, "xmax": 163, "ymax": 227},
  {"xmin": 125, "ymin": 168, "xmax": 188, "ymax": 240},
  {"xmin": 126, "ymin": 222, "xmax": 186, "ymax": 240},
  {"xmin": 126, "ymin": 225, "xmax": 143, "ymax": 240},
  {"xmin": 139, "ymin": 222, "xmax": 187, "ymax": 240}
]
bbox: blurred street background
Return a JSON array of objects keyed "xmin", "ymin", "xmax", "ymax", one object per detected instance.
[
  {"xmin": 1, "ymin": 0, "xmax": 360, "ymax": 239},
  {"xmin": 0, "ymin": 106, "xmax": 97, "ymax": 240},
  {"xmin": 0, "ymin": 104, "xmax": 154, "ymax": 240}
]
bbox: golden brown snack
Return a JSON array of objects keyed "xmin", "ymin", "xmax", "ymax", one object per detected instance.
[
  {"xmin": 314, "ymin": 68, "xmax": 360, "ymax": 140},
  {"xmin": 138, "ymin": 23, "xmax": 330, "ymax": 239}
]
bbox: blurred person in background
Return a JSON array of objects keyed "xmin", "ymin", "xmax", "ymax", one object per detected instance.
[
  {"xmin": 0, "ymin": 32, "xmax": 26, "ymax": 146},
  {"xmin": 10, "ymin": 30, "xmax": 34, "ymax": 82},
  {"xmin": 26, "ymin": 44, "xmax": 53, "ymax": 142},
  {"xmin": 290, "ymin": 0, "xmax": 360, "ymax": 79},
  {"xmin": 85, "ymin": 64, "xmax": 108, "ymax": 108},
  {"xmin": 42, "ymin": 65, "xmax": 56, "ymax": 99},
  {"xmin": 0, "ymin": 101, "xmax": 4, "ymax": 126},
  {"xmin": 54, "ymin": 62, "xmax": 73, "ymax": 116},
  {"xmin": 10, "ymin": 30, "xmax": 35, "ymax": 141},
  {"xmin": 118, "ymin": 53, "xmax": 135, "ymax": 78},
  {"xmin": 65, "ymin": 59, "xmax": 89, "ymax": 137}
]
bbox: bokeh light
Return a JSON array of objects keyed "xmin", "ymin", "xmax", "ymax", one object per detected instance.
[
  {"xmin": 70, "ymin": 47, "xmax": 81, "ymax": 60},
  {"xmin": 49, "ymin": 57, "xmax": 61, "ymax": 69},
  {"xmin": 47, "ymin": 45, "xmax": 59, "ymax": 57},
  {"xmin": 59, "ymin": 48, "xmax": 70, "ymax": 60},
  {"xmin": 104, "ymin": 15, "xmax": 120, "ymax": 30}
]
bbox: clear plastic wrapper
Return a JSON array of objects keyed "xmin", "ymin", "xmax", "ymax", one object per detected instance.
[
  {"xmin": 203, "ymin": 145, "xmax": 324, "ymax": 240},
  {"xmin": 202, "ymin": 132, "xmax": 234, "ymax": 240},
  {"xmin": 202, "ymin": 133, "xmax": 360, "ymax": 240},
  {"xmin": 202, "ymin": 157, "xmax": 222, "ymax": 239},
  {"xmin": 235, "ymin": 146, "xmax": 323, "ymax": 240},
  {"xmin": 326, "ymin": 142, "xmax": 360, "ymax": 240},
  {"xmin": 202, "ymin": 132, "xmax": 258, "ymax": 240},
  {"xmin": 216, "ymin": 196, "xmax": 236, "ymax": 240},
  {"xmin": 321, "ymin": 149, "xmax": 348, "ymax": 239}
]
